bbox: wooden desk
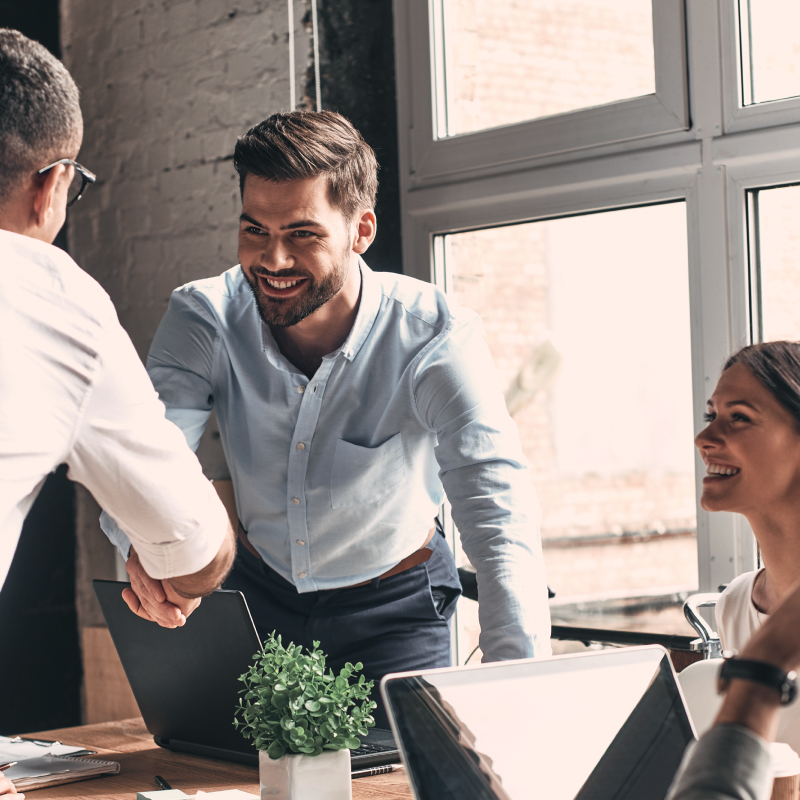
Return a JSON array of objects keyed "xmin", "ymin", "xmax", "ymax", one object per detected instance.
[{"xmin": 23, "ymin": 718, "xmax": 412, "ymax": 800}]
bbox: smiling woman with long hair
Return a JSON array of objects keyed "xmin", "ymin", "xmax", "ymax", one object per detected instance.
[{"xmin": 695, "ymin": 340, "xmax": 800, "ymax": 751}]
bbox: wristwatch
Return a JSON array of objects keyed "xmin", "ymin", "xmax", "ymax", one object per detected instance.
[{"xmin": 717, "ymin": 656, "xmax": 798, "ymax": 705}]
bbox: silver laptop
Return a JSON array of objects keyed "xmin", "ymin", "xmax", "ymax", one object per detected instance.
[{"xmin": 381, "ymin": 645, "xmax": 696, "ymax": 800}]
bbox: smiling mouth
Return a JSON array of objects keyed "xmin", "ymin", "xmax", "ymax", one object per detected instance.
[
  {"xmin": 705, "ymin": 463, "xmax": 741, "ymax": 479},
  {"xmin": 256, "ymin": 274, "xmax": 309, "ymax": 296},
  {"xmin": 265, "ymin": 277, "xmax": 303, "ymax": 289}
]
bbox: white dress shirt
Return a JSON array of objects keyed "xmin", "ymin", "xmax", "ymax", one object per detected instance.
[
  {"xmin": 0, "ymin": 229, "xmax": 227, "ymax": 587},
  {"xmin": 102, "ymin": 260, "xmax": 552, "ymax": 661}
]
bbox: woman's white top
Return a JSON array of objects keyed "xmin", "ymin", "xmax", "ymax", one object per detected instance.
[
  {"xmin": 716, "ymin": 569, "xmax": 800, "ymax": 754},
  {"xmin": 0, "ymin": 229, "xmax": 228, "ymax": 589}
]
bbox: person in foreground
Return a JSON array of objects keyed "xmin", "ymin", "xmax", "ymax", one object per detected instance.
[
  {"xmin": 695, "ymin": 341, "xmax": 800, "ymax": 752},
  {"xmin": 105, "ymin": 110, "xmax": 552, "ymax": 726},
  {"xmin": 0, "ymin": 28, "xmax": 236, "ymax": 657},
  {"xmin": 666, "ymin": 572, "xmax": 800, "ymax": 800}
]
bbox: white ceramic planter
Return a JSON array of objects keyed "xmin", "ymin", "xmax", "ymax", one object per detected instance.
[{"xmin": 259, "ymin": 748, "xmax": 352, "ymax": 800}]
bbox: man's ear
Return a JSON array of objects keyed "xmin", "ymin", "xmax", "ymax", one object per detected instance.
[
  {"xmin": 352, "ymin": 209, "xmax": 377, "ymax": 255},
  {"xmin": 31, "ymin": 164, "xmax": 66, "ymax": 231}
]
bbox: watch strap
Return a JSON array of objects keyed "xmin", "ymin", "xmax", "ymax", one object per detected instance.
[{"xmin": 718, "ymin": 657, "xmax": 798, "ymax": 705}]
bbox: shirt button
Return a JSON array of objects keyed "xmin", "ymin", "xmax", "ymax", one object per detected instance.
[
  {"xmin": 297, "ymin": 385, "xmax": 305, "ymax": 394},
  {"xmin": 296, "ymin": 539, "xmax": 305, "ymax": 546},
  {"xmin": 292, "ymin": 497, "xmax": 300, "ymax": 505},
  {"xmin": 296, "ymin": 442, "xmax": 305, "ymax": 451},
  {"xmin": 298, "ymin": 572, "xmax": 307, "ymax": 579}
]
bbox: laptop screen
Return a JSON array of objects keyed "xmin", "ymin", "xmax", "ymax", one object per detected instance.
[{"xmin": 381, "ymin": 646, "xmax": 695, "ymax": 800}]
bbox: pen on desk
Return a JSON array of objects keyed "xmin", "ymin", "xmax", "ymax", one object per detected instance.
[
  {"xmin": 351, "ymin": 764, "xmax": 404, "ymax": 779},
  {"xmin": 0, "ymin": 763, "xmax": 17, "ymax": 771},
  {"xmin": 155, "ymin": 775, "xmax": 173, "ymax": 790}
]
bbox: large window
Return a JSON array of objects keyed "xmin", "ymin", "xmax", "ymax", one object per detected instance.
[
  {"xmin": 434, "ymin": 0, "xmax": 655, "ymax": 137},
  {"xmin": 395, "ymin": 0, "xmax": 800, "ymax": 658},
  {"xmin": 442, "ymin": 205, "xmax": 697, "ymax": 654}
]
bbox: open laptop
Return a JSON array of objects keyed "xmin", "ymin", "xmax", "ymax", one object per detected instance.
[
  {"xmin": 381, "ymin": 646, "xmax": 696, "ymax": 800},
  {"xmin": 93, "ymin": 580, "xmax": 399, "ymax": 768}
]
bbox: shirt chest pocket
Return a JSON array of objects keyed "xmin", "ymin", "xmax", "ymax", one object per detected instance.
[{"xmin": 330, "ymin": 433, "xmax": 406, "ymax": 508}]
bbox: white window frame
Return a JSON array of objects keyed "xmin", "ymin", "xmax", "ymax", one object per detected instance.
[
  {"xmin": 391, "ymin": 0, "xmax": 800, "ymax": 597},
  {"xmin": 395, "ymin": 0, "xmax": 689, "ymax": 185}
]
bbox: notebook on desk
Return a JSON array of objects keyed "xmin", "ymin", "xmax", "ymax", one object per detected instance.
[
  {"xmin": 382, "ymin": 645, "xmax": 696, "ymax": 800},
  {"xmin": 93, "ymin": 580, "xmax": 400, "ymax": 770}
]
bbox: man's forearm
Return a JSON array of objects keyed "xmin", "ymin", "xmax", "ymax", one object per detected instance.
[{"xmin": 166, "ymin": 521, "xmax": 237, "ymax": 598}]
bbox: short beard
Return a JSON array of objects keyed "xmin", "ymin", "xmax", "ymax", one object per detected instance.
[{"xmin": 242, "ymin": 253, "xmax": 350, "ymax": 329}]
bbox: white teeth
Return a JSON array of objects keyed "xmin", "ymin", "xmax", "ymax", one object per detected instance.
[
  {"xmin": 266, "ymin": 278, "xmax": 299, "ymax": 289},
  {"xmin": 706, "ymin": 463, "xmax": 740, "ymax": 476}
]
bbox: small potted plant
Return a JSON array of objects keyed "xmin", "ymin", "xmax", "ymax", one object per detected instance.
[{"xmin": 234, "ymin": 633, "xmax": 376, "ymax": 800}]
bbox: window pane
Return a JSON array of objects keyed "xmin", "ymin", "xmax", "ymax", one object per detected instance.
[
  {"xmin": 752, "ymin": 185, "xmax": 800, "ymax": 340},
  {"xmin": 436, "ymin": 0, "xmax": 655, "ymax": 138},
  {"xmin": 438, "ymin": 204, "xmax": 698, "ymax": 660},
  {"xmin": 740, "ymin": 0, "xmax": 800, "ymax": 106}
]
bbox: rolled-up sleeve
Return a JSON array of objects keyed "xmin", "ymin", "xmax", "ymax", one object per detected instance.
[
  {"xmin": 69, "ymin": 306, "xmax": 228, "ymax": 580},
  {"xmin": 413, "ymin": 317, "xmax": 552, "ymax": 661},
  {"xmin": 146, "ymin": 288, "xmax": 218, "ymax": 452},
  {"xmin": 665, "ymin": 725, "xmax": 772, "ymax": 800}
]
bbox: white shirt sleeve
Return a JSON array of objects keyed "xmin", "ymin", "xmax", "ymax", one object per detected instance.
[{"xmin": 66, "ymin": 312, "xmax": 228, "ymax": 580}]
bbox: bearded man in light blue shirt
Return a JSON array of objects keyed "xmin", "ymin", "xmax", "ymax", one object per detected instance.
[{"xmin": 107, "ymin": 110, "xmax": 551, "ymax": 726}]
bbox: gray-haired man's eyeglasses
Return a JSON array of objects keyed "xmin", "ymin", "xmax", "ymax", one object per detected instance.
[{"xmin": 37, "ymin": 158, "xmax": 97, "ymax": 207}]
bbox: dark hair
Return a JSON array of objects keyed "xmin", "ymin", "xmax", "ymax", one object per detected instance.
[
  {"xmin": 233, "ymin": 111, "xmax": 378, "ymax": 219},
  {"xmin": 0, "ymin": 29, "xmax": 82, "ymax": 206},
  {"xmin": 724, "ymin": 341, "xmax": 800, "ymax": 430}
]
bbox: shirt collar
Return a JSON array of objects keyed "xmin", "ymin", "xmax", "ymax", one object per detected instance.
[
  {"xmin": 338, "ymin": 258, "xmax": 381, "ymax": 362},
  {"xmin": 258, "ymin": 258, "xmax": 381, "ymax": 368}
]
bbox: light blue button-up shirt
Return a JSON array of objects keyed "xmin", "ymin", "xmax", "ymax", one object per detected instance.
[{"xmin": 102, "ymin": 261, "xmax": 551, "ymax": 661}]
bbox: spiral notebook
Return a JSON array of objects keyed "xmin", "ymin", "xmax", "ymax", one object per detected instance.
[{"xmin": 4, "ymin": 754, "xmax": 121, "ymax": 791}]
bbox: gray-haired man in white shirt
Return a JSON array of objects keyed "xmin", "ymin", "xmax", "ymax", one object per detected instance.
[{"xmin": 0, "ymin": 32, "xmax": 236, "ymax": 770}]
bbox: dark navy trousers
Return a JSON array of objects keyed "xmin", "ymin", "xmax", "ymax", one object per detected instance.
[{"xmin": 222, "ymin": 528, "xmax": 462, "ymax": 729}]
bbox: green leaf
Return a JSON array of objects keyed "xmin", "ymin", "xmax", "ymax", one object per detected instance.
[
  {"xmin": 235, "ymin": 632, "xmax": 379, "ymax": 758},
  {"xmin": 267, "ymin": 741, "xmax": 285, "ymax": 760}
]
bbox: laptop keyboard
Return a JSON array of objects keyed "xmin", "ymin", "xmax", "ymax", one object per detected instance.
[
  {"xmin": 350, "ymin": 734, "xmax": 401, "ymax": 767},
  {"xmin": 352, "ymin": 741, "xmax": 396, "ymax": 756}
]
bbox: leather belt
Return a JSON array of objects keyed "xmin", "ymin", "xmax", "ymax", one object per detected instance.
[
  {"xmin": 345, "ymin": 526, "xmax": 437, "ymax": 588},
  {"xmin": 237, "ymin": 525, "xmax": 437, "ymax": 588}
]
